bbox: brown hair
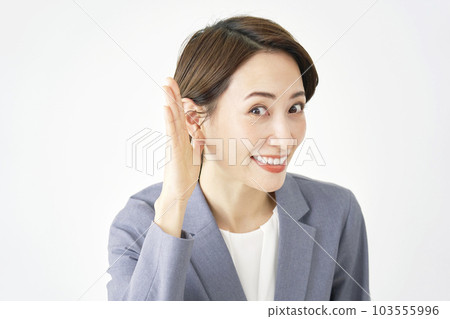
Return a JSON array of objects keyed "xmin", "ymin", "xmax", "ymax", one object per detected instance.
[{"xmin": 173, "ymin": 15, "xmax": 319, "ymax": 176}]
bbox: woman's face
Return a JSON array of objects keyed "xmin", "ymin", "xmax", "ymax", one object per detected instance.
[{"xmin": 201, "ymin": 50, "xmax": 307, "ymax": 192}]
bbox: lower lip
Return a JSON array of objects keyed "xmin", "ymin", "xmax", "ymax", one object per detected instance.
[{"xmin": 251, "ymin": 157, "xmax": 287, "ymax": 173}]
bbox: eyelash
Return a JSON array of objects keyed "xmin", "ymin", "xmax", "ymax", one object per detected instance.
[{"xmin": 249, "ymin": 103, "xmax": 306, "ymax": 116}]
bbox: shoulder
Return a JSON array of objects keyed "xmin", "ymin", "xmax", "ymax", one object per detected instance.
[
  {"xmin": 287, "ymin": 171, "xmax": 356, "ymax": 208},
  {"xmin": 286, "ymin": 172, "xmax": 364, "ymax": 228},
  {"xmin": 109, "ymin": 181, "xmax": 163, "ymax": 238}
]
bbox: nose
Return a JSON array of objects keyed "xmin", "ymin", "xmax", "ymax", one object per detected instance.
[{"xmin": 266, "ymin": 115, "xmax": 298, "ymax": 153}]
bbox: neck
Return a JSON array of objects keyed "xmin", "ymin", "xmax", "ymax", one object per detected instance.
[{"xmin": 198, "ymin": 161, "xmax": 276, "ymax": 233}]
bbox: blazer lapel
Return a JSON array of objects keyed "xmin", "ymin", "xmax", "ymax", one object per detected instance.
[
  {"xmin": 182, "ymin": 173, "xmax": 316, "ymax": 301},
  {"xmin": 183, "ymin": 182, "xmax": 247, "ymax": 301},
  {"xmin": 273, "ymin": 173, "xmax": 316, "ymax": 301}
]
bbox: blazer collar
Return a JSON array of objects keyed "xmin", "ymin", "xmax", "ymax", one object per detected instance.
[{"xmin": 182, "ymin": 172, "xmax": 317, "ymax": 301}]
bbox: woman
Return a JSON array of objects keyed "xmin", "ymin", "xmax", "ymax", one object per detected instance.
[{"xmin": 107, "ymin": 15, "xmax": 370, "ymax": 301}]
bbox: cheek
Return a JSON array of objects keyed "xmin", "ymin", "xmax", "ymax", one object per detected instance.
[
  {"xmin": 298, "ymin": 122, "xmax": 307, "ymax": 138},
  {"xmin": 223, "ymin": 125, "xmax": 260, "ymax": 161},
  {"xmin": 293, "ymin": 115, "xmax": 306, "ymax": 133},
  {"xmin": 292, "ymin": 119, "xmax": 307, "ymax": 148}
]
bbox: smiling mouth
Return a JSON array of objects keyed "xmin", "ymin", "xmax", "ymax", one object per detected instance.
[{"xmin": 250, "ymin": 155, "xmax": 287, "ymax": 166}]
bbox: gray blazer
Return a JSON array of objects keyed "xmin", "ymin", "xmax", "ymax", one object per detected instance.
[{"xmin": 107, "ymin": 172, "xmax": 370, "ymax": 301}]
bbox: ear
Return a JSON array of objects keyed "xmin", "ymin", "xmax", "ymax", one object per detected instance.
[{"xmin": 182, "ymin": 97, "xmax": 206, "ymax": 139}]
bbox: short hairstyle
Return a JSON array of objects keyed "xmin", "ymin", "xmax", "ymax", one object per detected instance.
[{"xmin": 173, "ymin": 15, "xmax": 319, "ymax": 174}]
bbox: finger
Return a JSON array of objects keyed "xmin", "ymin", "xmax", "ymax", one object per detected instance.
[
  {"xmin": 165, "ymin": 79, "xmax": 190, "ymax": 144},
  {"xmin": 163, "ymin": 104, "xmax": 176, "ymax": 144},
  {"xmin": 166, "ymin": 77, "xmax": 184, "ymax": 119},
  {"xmin": 163, "ymin": 105, "xmax": 178, "ymax": 158},
  {"xmin": 166, "ymin": 77, "xmax": 190, "ymax": 135},
  {"xmin": 163, "ymin": 85, "xmax": 184, "ymax": 143}
]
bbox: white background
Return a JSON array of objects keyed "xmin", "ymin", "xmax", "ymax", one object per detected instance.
[{"xmin": 1, "ymin": 0, "xmax": 449, "ymax": 300}]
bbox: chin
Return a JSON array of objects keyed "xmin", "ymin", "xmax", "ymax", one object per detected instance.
[{"xmin": 249, "ymin": 171, "xmax": 286, "ymax": 193}]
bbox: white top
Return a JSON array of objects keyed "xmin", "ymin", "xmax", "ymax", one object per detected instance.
[{"xmin": 219, "ymin": 206, "xmax": 279, "ymax": 301}]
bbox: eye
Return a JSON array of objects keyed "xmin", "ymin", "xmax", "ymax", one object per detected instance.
[
  {"xmin": 249, "ymin": 103, "xmax": 306, "ymax": 116},
  {"xmin": 289, "ymin": 103, "xmax": 306, "ymax": 114},
  {"xmin": 249, "ymin": 106, "xmax": 268, "ymax": 116}
]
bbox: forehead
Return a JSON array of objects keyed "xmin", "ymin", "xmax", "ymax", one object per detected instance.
[{"xmin": 227, "ymin": 51, "xmax": 305, "ymax": 97}]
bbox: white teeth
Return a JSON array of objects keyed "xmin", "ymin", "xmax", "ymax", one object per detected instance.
[
  {"xmin": 254, "ymin": 155, "xmax": 287, "ymax": 165},
  {"xmin": 256, "ymin": 155, "xmax": 266, "ymax": 164}
]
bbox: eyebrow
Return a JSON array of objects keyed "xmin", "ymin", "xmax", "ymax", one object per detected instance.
[{"xmin": 244, "ymin": 90, "xmax": 305, "ymax": 101}]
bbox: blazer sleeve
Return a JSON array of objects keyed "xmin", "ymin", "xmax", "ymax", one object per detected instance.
[
  {"xmin": 330, "ymin": 190, "xmax": 370, "ymax": 301},
  {"xmin": 106, "ymin": 197, "xmax": 195, "ymax": 300}
]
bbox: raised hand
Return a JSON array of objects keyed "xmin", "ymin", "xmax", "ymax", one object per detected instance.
[{"xmin": 153, "ymin": 77, "xmax": 205, "ymax": 237}]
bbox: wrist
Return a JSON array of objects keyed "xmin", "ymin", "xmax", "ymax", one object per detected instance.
[{"xmin": 155, "ymin": 195, "xmax": 187, "ymax": 218}]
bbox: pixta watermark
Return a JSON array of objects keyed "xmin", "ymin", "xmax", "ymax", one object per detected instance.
[{"xmin": 126, "ymin": 128, "xmax": 325, "ymax": 176}]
